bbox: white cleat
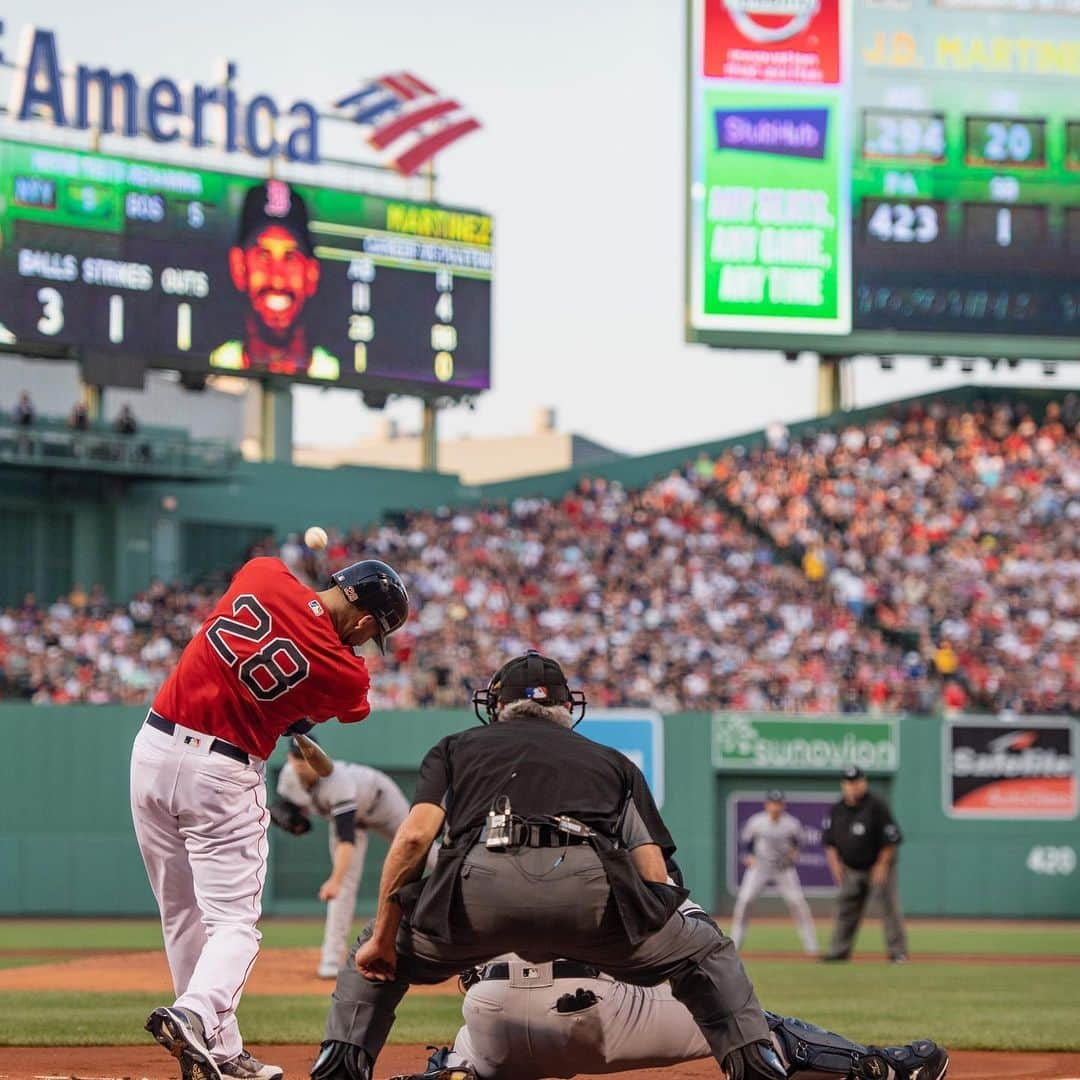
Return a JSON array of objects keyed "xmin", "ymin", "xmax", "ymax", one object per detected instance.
[{"xmin": 219, "ymin": 1049, "xmax": 285, "ymax": 1079}]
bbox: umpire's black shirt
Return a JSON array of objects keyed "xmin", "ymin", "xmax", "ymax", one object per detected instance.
[
  {"xmin": 413, "ymin": 715, "xmax": 674, "ymax": 856},
  {"xmin": 822, "ymin": 791, "xmax": 902, "ymax": 871}
]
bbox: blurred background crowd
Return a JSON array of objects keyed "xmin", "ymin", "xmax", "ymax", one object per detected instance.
[{"xmin": 2, "ymin": 397, "xmax": 1076, "ymax": 716}]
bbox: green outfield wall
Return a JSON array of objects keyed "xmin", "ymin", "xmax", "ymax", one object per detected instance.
[{"xmin": 1, "ymin": 707, "xmax": 1076, "ymax": 918}]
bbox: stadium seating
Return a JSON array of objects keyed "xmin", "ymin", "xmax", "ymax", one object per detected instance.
[{"xmin": 1, "ymin": 397, "xmax": 1075, "ymax": 716}]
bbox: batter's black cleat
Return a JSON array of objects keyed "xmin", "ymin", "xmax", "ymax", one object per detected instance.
[
  {"xmin": 722, "ymin": 1040, "xmax": 788, "ymax": 1080},
  {"xmin": 859, "ymin": 1039, "xmax": 949, "ymax": 1080},
  {"xmin": 386, "ymin": 1045, "xmax": 478, "ymax": 1079},
  {"xmin": 310, "ymin": 1040, "xmax": 373, "ymax": 1080},
  {"xmin": 145, "ymin": 1006, "xmax": 223, "ymax": 1080}
]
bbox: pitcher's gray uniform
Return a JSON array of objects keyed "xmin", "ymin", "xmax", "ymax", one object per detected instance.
[
  {"xmin": 277, "ymin": 759, "xmax": 418, "ymax": 975},
  {"xmin": 732, "ymin": 804, "xmax": 817, "ymax": 955}
]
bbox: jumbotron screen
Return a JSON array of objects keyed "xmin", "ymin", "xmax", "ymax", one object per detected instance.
[
  {"xmin": 0, "ymin": 139, "xmax": 493, "ymax": 392},
  {"xmin": 687, "ymin": 0, "xmax": 1080, "ymax": 360}
]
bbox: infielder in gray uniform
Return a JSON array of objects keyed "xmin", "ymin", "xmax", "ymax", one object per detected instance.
[
  {"xmin": 272, "ymin": 738, "xmax": 434, "ymax": 977},
  {"xmin": 732, "ymin": 790, "xmax": 818, "ymax": 956}
]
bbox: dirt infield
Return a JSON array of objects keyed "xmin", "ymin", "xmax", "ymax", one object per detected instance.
[
  {"xmin": 1, "ymin": 946, "xmax": 1074, "ymax": 997},
  {"xmin": 0, "ymin": 1044, "xmax": 1077, "ymax": 1079},
  {"xmin": 0, "ymin": 949, "xmax": 455, "ymax": 996}
]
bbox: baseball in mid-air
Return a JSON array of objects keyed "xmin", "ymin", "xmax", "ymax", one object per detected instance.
[{"xmin": 304, "ymin": 525, "xmax": 328, "ymax": 550}]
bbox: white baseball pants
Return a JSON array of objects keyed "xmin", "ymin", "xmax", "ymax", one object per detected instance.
[
  {"xmin": 130, "ymin": 721, "xmax": 269, "ymax": 1063},
  {"xmin": 320, "ymin": 778, "xmax": 412, "ymax": 972},
  {"xmin": 731, "ymin": 864, "xmax": 818, "ymax": 955}
]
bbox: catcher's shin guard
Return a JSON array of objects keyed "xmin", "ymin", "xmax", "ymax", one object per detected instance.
[
  {"xmin": 310, "ymin": 1040, "xmax": 372, "ymax": 1080},
  {"xmin": 386, "ymin": 1045, "xmax": 477, "ymax": 1080},
  {"xmin": 766, "ymin": 1013, "xmax": 949, "ymax": 1080},
  {"xmin": 722, "ymin": 1040, "xmax": 788, "ymax": 1080}
]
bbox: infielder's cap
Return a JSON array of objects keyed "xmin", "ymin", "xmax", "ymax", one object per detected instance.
[
  {"xmin": 236, "ymin": 179, "xmax": 314, "ymax": 255},
  {"xmin": 331, "ymin": 558, "xmax": 409, "ymax": 653},
  {"xmin": 842, "ymin": 765, "xmax": 866, "ymax": 781},
  {"xmin": 765, "ymin": 789, "xmax": 785, "ymax": 802}
]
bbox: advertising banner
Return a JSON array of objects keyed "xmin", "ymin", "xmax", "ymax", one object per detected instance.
[
  {"xmin": 944, "ymin": 719, "xmax": 1078, "ymax": 820},
  {"xmin": 704, "ymin": 0, "xmax": 843, "ymax": 85},
  {"xmin": 711, "ymin": 713, "xmax": 899, "ymax": 773},
  {"xmin": 726, "ymin": 791, "xmax": 836, "ymax": 896},
  {"xmin": 578, "ymin": 709, "xmax": 665, "ymax": 807},
  {"xmin": 696, "ymin": 85, "xmax": 850, "ymax": 334}
]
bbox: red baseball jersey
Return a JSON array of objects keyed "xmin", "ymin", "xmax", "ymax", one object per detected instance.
[{"xmin": 152, "ymin": 557, "xmax": 371, "ymax": 759}]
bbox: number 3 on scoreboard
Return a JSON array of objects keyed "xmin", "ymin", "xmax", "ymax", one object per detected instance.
[{"xmin": 36, "ymin": 287, "xmax": 65, "ymax": 336}]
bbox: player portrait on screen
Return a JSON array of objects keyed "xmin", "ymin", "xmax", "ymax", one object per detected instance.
[{"xmin": 210, "ymin": 179, "xmax": 340, "ymax": 380}]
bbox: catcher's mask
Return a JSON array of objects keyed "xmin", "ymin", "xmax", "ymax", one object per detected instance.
[{"xmin": 472, "ymin": 649, "xmax": 587, "ymax": 727}]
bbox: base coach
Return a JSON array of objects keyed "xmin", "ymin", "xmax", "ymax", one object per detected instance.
[{"xmin": 311, "ymin": 651, "xmax": 784, "ymax": 1080}]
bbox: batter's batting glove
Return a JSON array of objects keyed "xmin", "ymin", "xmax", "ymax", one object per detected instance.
[{"xmin": 387, "ymin": 1046, "xmax": 477, "ymax": 1080}]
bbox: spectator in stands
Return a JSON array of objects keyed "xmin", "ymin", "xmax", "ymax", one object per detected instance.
[
  {"xmin": 69, "ymin": 401, "xmax": 90, "ymax": 431},
  {"xmin": 114, "ymin": 405, "xmax": 138, "ymax": 435},
  {"xmin": 14, "ymin": 392, "xmax": 34, "ymax": 427}
]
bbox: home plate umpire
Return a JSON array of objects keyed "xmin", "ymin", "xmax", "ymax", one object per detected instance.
[{"xmin": 311, "ymin": 650, "xmax": 785, "ymax": 1080}]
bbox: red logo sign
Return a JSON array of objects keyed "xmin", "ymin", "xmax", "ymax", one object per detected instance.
[{"xmin": 704, "ymin": 0, "xmax": 842, "ymax": 85}]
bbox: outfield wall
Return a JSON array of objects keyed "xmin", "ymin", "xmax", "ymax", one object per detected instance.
[{"xmin": 1, "ymin": 707, "xmax": 1076, "ymax": 918}]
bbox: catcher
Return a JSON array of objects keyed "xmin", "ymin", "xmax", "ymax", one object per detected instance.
[
  {"xmin": 390, "ymin": 942, "xmax": 947, "ymax": 1080},
  {"xmin": 272, "ymin": 737, "xmax": 436, "ymax": 978}
]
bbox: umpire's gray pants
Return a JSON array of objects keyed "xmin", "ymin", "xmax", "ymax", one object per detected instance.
[
  {"xmin": 826, "ymin": 863, "xmax": 907, "ymax": 959},
  {"xmin": 325, "ymin": 845, "xmax": 769, "ymax": 1067}
]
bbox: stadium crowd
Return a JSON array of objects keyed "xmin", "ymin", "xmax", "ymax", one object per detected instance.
[
  {"xmin": 0, "ymin": 397, "xmax": 1075, "ymax": 716},
  {"xmin": 719, "ymin": 397, "xmax": 1079, "ymax": 716}
]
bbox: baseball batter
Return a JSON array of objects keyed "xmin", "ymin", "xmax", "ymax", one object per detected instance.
[
  {"xmin": 732, "ymin": 790, "xmax": 818, "ymax": 956},
  {"xmin": 273, "ymin": 740, "xmax": 437, "ymax": 977},
  {"xmin": 130, "ymin": 556, "xmax": 408, "ymax": 1080},
  {"xmin": 393, "ymin": 950, "xmax": 947, "ymax": 1080}
]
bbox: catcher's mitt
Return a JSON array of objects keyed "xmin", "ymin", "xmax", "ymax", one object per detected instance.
[{"xmin": 270, "ymin": 797, "xmax": 312, "ymax": 836}]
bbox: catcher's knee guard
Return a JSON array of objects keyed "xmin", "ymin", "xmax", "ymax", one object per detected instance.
[
  {"xmin": 310, "ymin": 1040, "xmax": 372, "ymax": 1080},
  {"xmin": 722, "ymin": 1040, "xmax": 787, "ymax": 1080}
]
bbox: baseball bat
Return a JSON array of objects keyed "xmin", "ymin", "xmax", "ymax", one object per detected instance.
[{"xmin": 294, "ymin": 733, "xmax": 334, "ymax": 778}]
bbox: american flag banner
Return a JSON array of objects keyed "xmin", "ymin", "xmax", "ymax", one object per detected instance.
[{"xmin": 334, "ymin": 72, "xmax": 482, "ymax": 176}]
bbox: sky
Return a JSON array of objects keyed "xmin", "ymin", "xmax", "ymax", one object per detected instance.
[{"xmin": 2, "ymin": 1, "xmax": 1077, "ymax": 456}]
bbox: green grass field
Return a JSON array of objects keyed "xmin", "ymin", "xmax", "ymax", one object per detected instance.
[{"xmin": 0, "ymin": 918, "xmax": 1077, "ymax": 1051}]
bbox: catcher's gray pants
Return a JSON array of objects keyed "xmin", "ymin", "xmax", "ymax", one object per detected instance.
[
  {"xmin": 826, "ymin": 864, "xmax": 907, "ymax": 959},
  {"xmin": 324, "ymin": 845, "xmax": 769, "ymax": 1067}
]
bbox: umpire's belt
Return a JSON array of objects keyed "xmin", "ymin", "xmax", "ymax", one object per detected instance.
[
  {"xmin": 480, "ymin": 960, "xmax": 599, "ymax": 982},
  {"xmin": 145, "ymin": 710, "xmax": 250, "ymax": 765},
  {"xmin": 478, "ymin": 822, "xmax": 593, "ymax": 848}
]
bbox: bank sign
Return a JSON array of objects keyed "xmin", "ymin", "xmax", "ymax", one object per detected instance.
[
  {"xmin": 711, "ymin": 713, "xmax": 899, "ymax": 773},
  {"xmin": 0, "ymin": 21, "xmax": 480, "ymax": 174}
]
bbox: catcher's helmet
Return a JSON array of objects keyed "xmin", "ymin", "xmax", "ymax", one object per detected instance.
[
  {"xmin": 331, "ymin": 559, "xmax": 408, "ymax": 654},
  {"xmin": 472, "ymin": 649, "xmax": 587, "ymax": 726}
]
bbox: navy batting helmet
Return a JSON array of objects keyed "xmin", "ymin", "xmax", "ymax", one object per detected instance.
[{"xmin": 331, "ymin": 559, "xmax": 408, "ymax": 654}]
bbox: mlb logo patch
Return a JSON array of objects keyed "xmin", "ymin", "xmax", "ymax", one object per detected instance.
[
  {"xmin": 309, "ymin": 599, "xmax": 325, "ymax": 616},
  {"xmin": 524, "ymin": 686, "xmax": 548, "ymax": 700},
  {"xmin": 184, "ymin": 735, "xmax": 202, "ymax": 748}
]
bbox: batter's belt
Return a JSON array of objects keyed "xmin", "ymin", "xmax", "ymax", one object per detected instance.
[{"xmin": 145, "ymin": 710, "xmax": 251, "ymax": 765}]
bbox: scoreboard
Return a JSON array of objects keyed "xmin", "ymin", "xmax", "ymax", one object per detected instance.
[
  {"xmin": 687, "ymin": 0, "xmax": 1080, "ymax": 360},
  {"xmin": 0, "ymin": 138, "xmax": 493, "ymax": 393}
]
